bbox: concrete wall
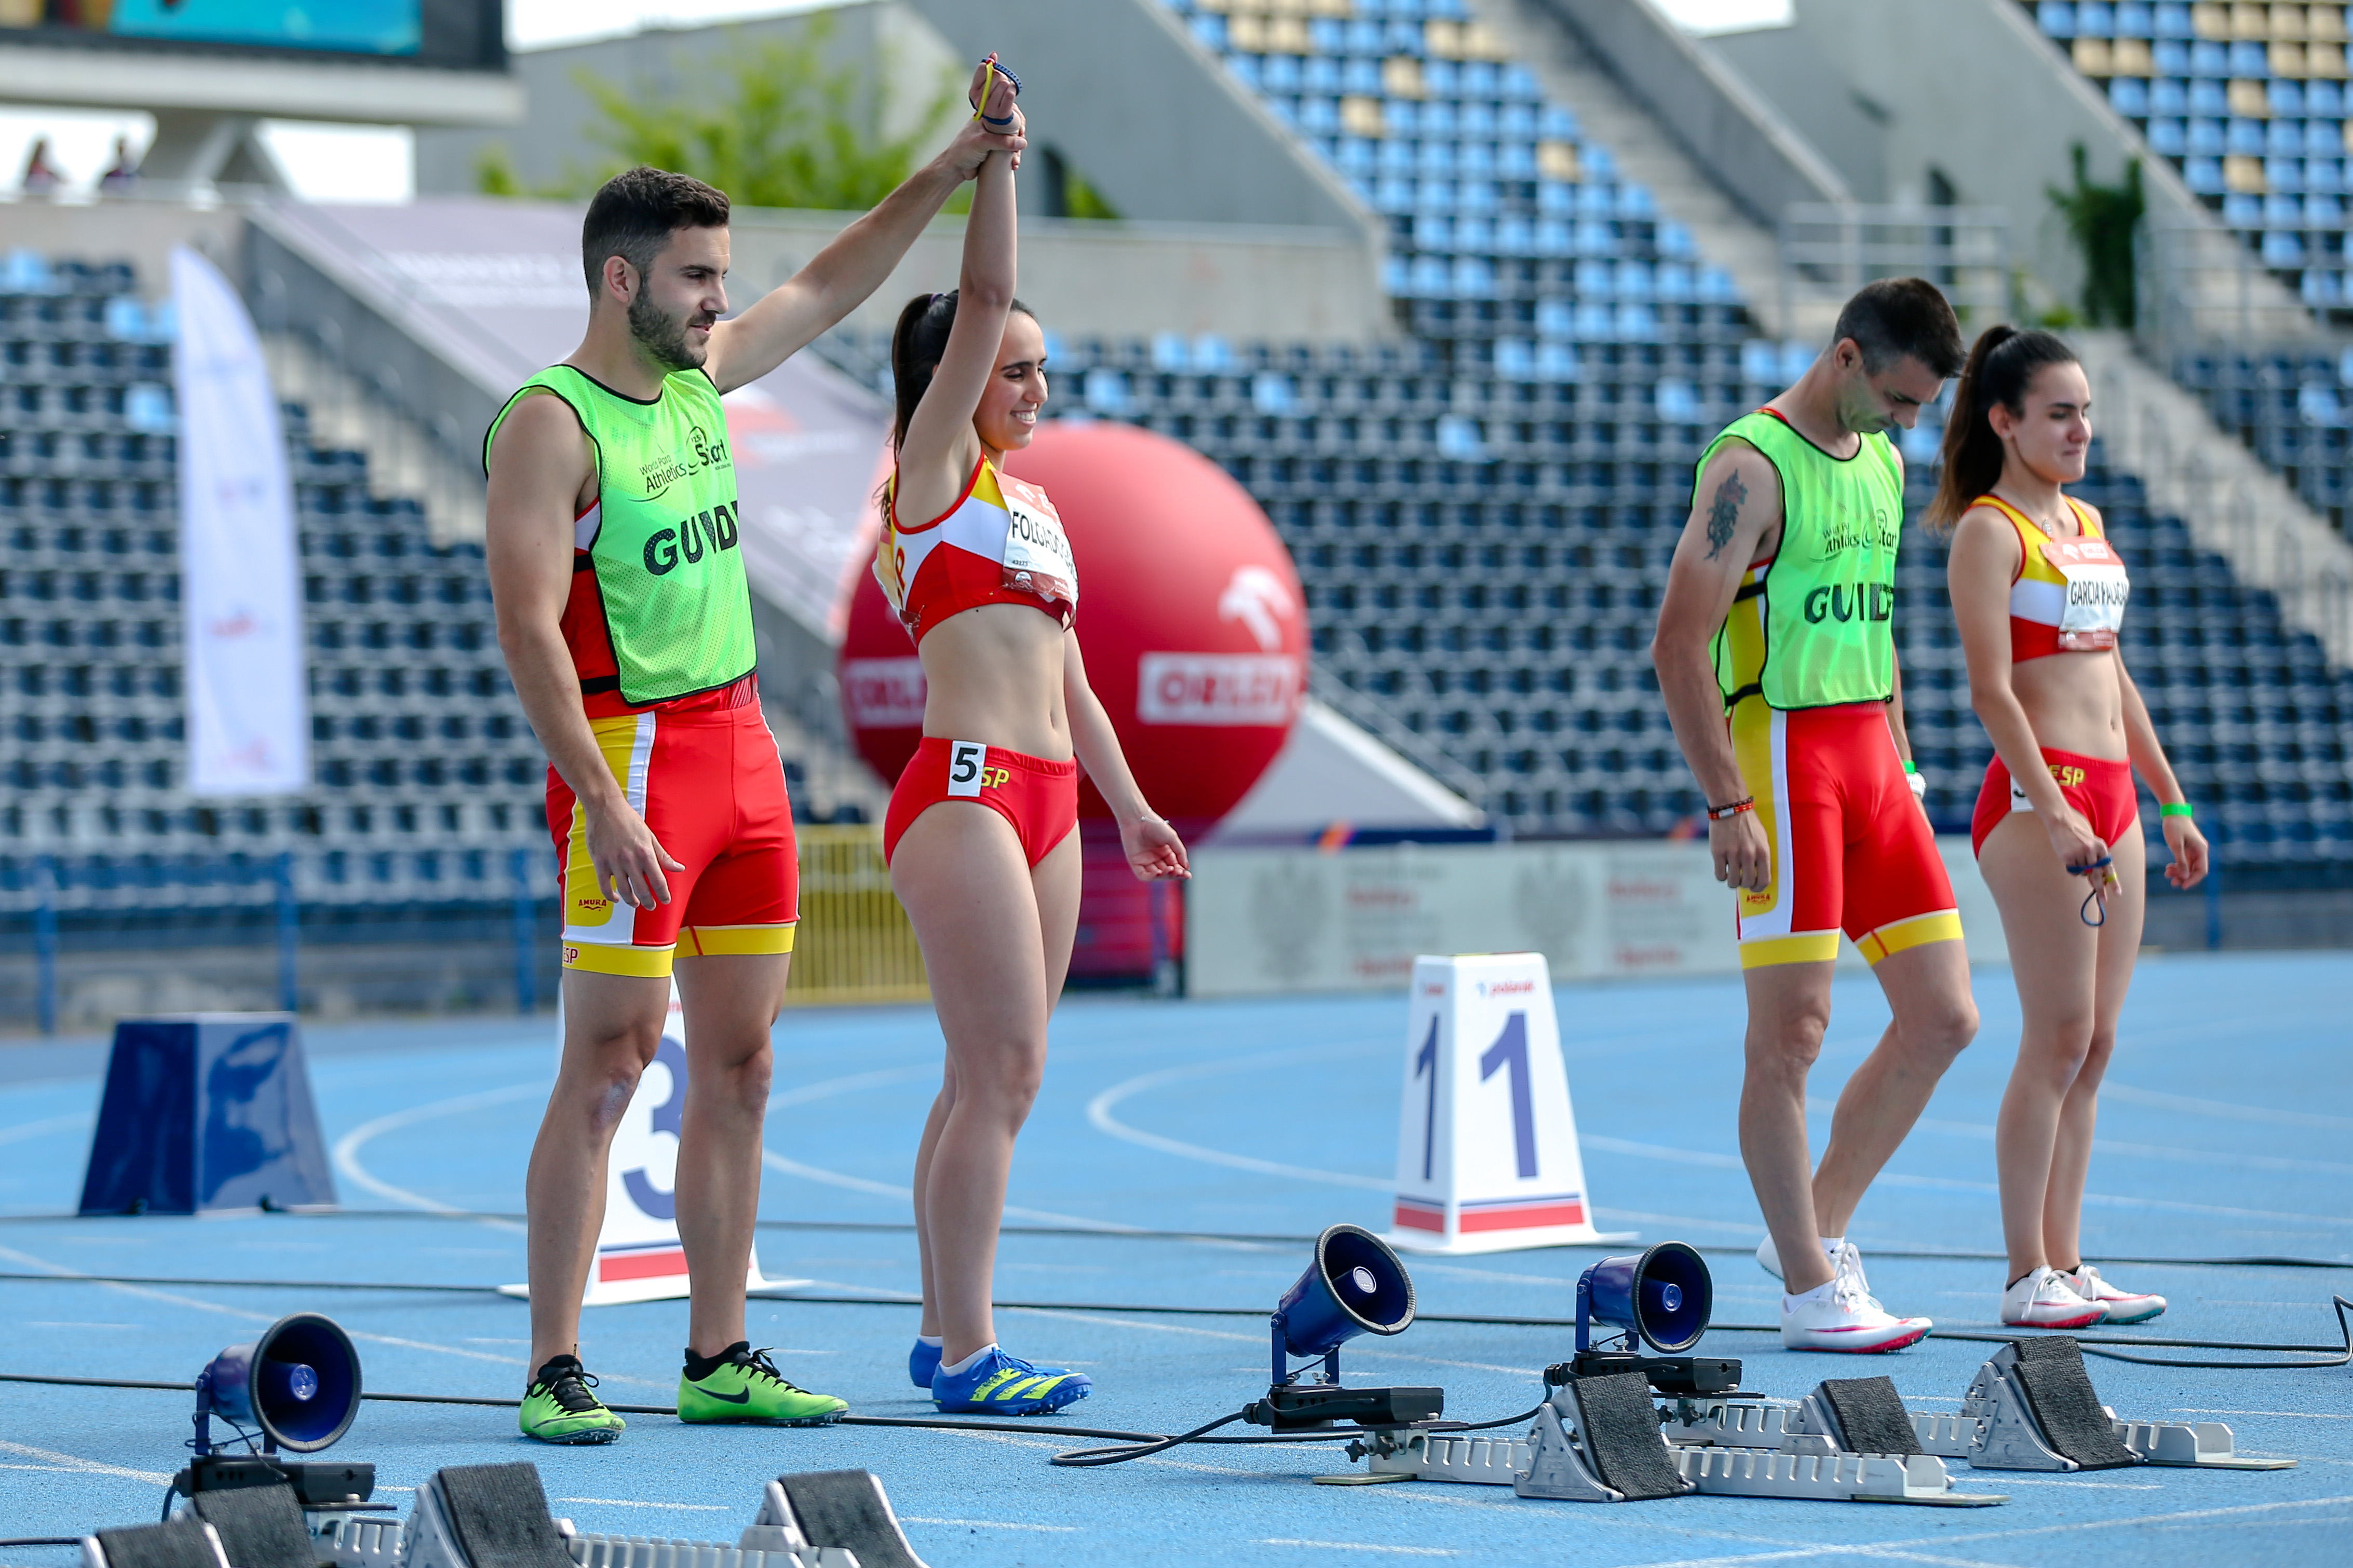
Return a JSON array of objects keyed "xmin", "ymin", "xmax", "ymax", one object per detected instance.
[
  {"xmin": 1699, "ymin": 0, "xmax": 2253, "ymax": 317},
  {"xmin": 1529, "ymin": 0, "xmax": 1849, "ymax": 224},
  {"xmin": 414, "ymin": 2, "xmax": 957, "ymax": 200},
  {"xmin": 0, "ymin": 199, "xmax": 245, "ymax": 299},
  {"xmin": 904, "ymin": 0, "xmax": 1378, "ymax": 239},
  {"xmin": 720, "ymin": 206, "xmax": 1389, "ymax": 347}
]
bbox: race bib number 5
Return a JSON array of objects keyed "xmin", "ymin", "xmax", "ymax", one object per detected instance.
[
  {"xmin": 997, "ymin": 474, "xmax": 1078, "ymax": 610},
  {"xmin": 946, "ymin": 740, "xmax": 989, "ymax": 798},
  {"xmin": 2041, "ymin": 537, "xmax": 2129, "ymax": 651}
]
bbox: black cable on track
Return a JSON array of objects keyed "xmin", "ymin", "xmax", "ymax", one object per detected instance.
[
  {"xmin": 3, "ymin": 1273, "xmax": 2350, "ymax": 1362},
  {"xmin": 4, "ymin": 1209, "xmax": 2349, "ymax": 1272}
]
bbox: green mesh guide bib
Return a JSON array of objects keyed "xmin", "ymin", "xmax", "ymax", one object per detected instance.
[
  {"xmin": 485, "ymin": 365, "xmax": 756, "ymax": 706},
  {"xmin": 1699, "ymin": 410, "xmax": 1903, "ymax": 711}
]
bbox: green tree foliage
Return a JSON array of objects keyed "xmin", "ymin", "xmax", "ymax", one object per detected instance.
[
  {"xmin": 2047, "ymin": 144, "xmax": 2144, "ymax": 329},
  {"xmin": 479, "ymin": 21, "xmax": 954, "ymax": 210}
]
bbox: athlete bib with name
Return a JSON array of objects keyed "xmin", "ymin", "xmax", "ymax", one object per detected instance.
[{"xmin": 1975, "ymin": 493, "xmax": 2130, "ymax": 662}]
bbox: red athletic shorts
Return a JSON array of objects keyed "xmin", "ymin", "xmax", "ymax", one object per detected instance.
[
  {"xmin": 883, "ymin": 737, "xmax": 1080, "ymax": 867},
  {"xmin": 548, "ymin": 696, "xmax": 798, "ymax": 977},
  {"xmin": 1728, "ymin": 700, "xmax": 1962, "ymax": 968},
  {"xmin": 1970, "ymin": 748, "xmax": 2137, "ymax": 858}
]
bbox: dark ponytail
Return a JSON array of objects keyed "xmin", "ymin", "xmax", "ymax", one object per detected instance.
[
  {"xmin": 885, "ymin": 289, "xmax": 1037, "ymax": 454},
  {"xmin": 1924, "ymin": 325, "xmax": 2079, "ymax": 534}
]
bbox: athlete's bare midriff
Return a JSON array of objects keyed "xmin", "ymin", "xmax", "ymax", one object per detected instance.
[
  {"xmin": 917, "ymin": 600, "xmax": 1072, "ymax": 761},
  {"xmin": 2006, "ymin": 650, "xmax": 2126, "ymax": 761}
]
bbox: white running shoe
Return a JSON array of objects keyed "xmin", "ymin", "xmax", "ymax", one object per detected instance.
[
  {"xmin": 1756, "ymin": 1234, "xmax": 1784, "ymax": 1280},
  {"xmin": 2000, "ymin": 1266, "xmax": 2107, "ymax": 1329},
  {"xmin": 2059, "ymin": 1264, "xmax": 2166, "ymax": 1325},
  {"xmin": 1781, "ymin": 1275, "xmax": 1933, "ymax": 1353}
]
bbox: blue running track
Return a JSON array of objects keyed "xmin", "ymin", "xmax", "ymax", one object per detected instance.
[{"xmin": 2, "ymin": 951, "xmax": 2349, "ymax": 1565}]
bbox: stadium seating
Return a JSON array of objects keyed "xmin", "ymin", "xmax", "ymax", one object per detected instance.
[
  {"xmin": 0, "ymin": 249, "xmax": 552, "ymax": 919},
  {"xmin": 822, "ymin": 0, "xmax": 2352, "ymax": 862},
  {"xmin": 2027, "ymin": 2, "xmax": 2352, "ymax": 308}
]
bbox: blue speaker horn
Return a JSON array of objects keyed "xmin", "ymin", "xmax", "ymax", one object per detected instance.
[
  {"xmin": 1576, "ymin": 1242, "xmax": 1711, "ymax": 1354},
  {"xmin": 1245, "ymin": 1224, "xmax": 1443, "ymax": 1432},
  {"xmin": 193, "ymin": 1313, "xmax": 361, "ymax": 1456}
]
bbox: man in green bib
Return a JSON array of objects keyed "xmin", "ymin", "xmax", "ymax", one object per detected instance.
[
  {"xmin": 1653, "ymin": 280, "xmax": 1979, "ymax": 1352},
  {"xmin": 485, "ymin": 83, "xmax": 1025, "ymax": 1443}
]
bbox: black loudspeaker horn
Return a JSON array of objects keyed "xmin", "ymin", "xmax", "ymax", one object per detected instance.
[{"xmin": 194, "ymin": 1313, "xmax": 362, "ymax": 1456}]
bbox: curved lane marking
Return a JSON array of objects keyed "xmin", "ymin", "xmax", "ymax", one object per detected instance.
[
  {"xmin": 332, "ymin": 1082, "xmax": 547, "ymax": 1218},
  {"xmin": 1086, "ymin": 1044, "xmax": 1391, "ymax": 1192},
  {"xmin": 0, "ymin": 1112, "xmax": 91, "ymax": 1150},
  {"xmin": 764, "ymin": 1066, "xmax": 1148, "ymax": 1231},
  {"xmin": 2103, "ymin": 1082, "xmax": 2353, "ymax": 1132}
]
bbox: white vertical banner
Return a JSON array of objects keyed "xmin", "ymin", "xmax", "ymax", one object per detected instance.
[
  {"xmin": 501, "ymin": 980, "xmax": 808, "ymax": 1305},
  {"xmin": 173, "ymin": 244, "xmax": 308, "ymax": 796},
  {"xmin": 1385, "ymin": 953, "xmax": 1634, "ymax": 1254}
]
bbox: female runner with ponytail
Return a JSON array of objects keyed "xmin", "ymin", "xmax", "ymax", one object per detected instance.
[
  {"xmin": 1930, "ymin": 326, "xmax": 2206, "ymax": 1329},
  {"xmin": 874, "ymin": 58, "xmax": 1190, "ymax": 1416}
]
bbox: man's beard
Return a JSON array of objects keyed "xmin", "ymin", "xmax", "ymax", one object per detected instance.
[{"xmin": 630, "ymin": 293, "xmax": 707, "ymax": 371}]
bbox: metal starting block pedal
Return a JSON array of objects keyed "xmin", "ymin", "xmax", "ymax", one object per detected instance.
[
  {"xmin": 1916, "ymin": 1339, "xmax": 2295, "ymax": 1472},
  {"xmin": 1661, "ymin": 1343, "xmax": 2293, "ymax": 1475},
  {"xmin": 322, "ymin": 1463, "xmax": 927, "ymax": 1568},
  {"xmin": 1361, "ymin": 1372, "xmax": 1996, "ymax": 1505}
]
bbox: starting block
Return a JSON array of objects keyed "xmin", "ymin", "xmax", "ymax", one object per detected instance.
[
  {"xmin": 312, "ymin": 1462, "xmax": 926, "ymax": 1568},
  {"xmin": 1659, "ymin": 1340, "xmax": 2293, "ymax": 1474},
  {"xmin": 1363, "ymin": 1372, "xmax": 1997, "ymax": 1506}
]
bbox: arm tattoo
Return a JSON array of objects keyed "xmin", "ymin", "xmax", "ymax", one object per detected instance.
[{"xmin": 1703, "ymin": 471, "xmax": 1747, "ymax": 559}]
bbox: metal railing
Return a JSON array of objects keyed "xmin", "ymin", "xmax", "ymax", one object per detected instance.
[
  {"xmin": 2134, "ymin": 217, "xmax": 2327, "ymax": 369},
  {"xmin": 785, "ymin": 824, "xmax": 929, "ymax": 1006},
  {"xmin": 1777, "ymin": 203, "xmax": 2012, "ymax": 338},
  {"xmin": 9, "ymin": 826, "xmax": 931, "ymax": 1032}
]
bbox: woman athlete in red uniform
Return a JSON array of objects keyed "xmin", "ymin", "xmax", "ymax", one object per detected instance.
[
  {"xmin": 1929, "ymin": 327, "xmax": 2207, "ymax": 1329},
  {"xmin": 875, "ymin": 58, "xmax": 1189, "ymax": 1415}
]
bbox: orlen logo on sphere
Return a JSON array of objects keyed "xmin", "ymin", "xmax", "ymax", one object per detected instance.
[{"xmin": 1137, "ymin": 652, "xmax": 1302, "ymax": 726}]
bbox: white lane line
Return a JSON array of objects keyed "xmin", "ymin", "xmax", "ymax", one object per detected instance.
[
  {"xmin": 2102, "ymin": 1082, "xmax": 2353, "ymax": 1131},
  {"xmin": 762, "ymin": 1070, "xmax": 1147, "ymax": 1232},
  {"xmin": 1582, "ymin": 1137, "xmax": 2353, "ymax": 1226},
  {"xmin": 901, "ymin": 1518, "xmax": 1077, "ymax": 1533},
  {"xmin": 557, "ymin": 1499, "xmax": 730, "ymax": 1511},
  {"xmin": 1900, "ymin": 1114, "xmax": 2353, "ymax": 1177},
  {"xmin": 332, "ymin": 1082, "xmax": 546, "ymax": 1222},
  {"xmin": 0, "ymin": 1240, "xmax": 671, "ymax": 1384},
  {"xmin": 1256, "ymin": 1543, "xmax": 1457, "ymax": 1558},
  {"xmin": 2172, "ymin": 1409, "xmax": 2353, "ymax": 1419},
  {"xmin": 1585, "ymin": 1135, "xmax": 1745, "ymax": 1170},
  {"xmin": 0, "ymin": 1440, "xmax": 174, "ymax": 1487},
  {"xmin": 1086, "ymin": 1046, "xmax": 1390, "ymax": 1192},
  {"xmin": 0, "ymin": 1112, "xmax": 91, "ymax": 1150},
  {"xmin": 1611, "ymin": 1491, "xmax": 2353, "ymax": 1567}
]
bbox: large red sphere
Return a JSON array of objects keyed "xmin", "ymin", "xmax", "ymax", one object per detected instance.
[{"xmin": 839, "ymin": 420, "xmax": 1306, "ymax": 822}]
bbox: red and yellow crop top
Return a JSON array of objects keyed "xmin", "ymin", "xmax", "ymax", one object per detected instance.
[
  {"xmin": 1975, "ymin": 492, "xmax": 2130, "ymax": 662},
  {"xmin": 876, "ymin": 455, "xmax": 1078, "ymax": 644}
]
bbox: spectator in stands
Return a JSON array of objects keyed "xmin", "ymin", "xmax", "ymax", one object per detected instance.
[
  {"xmin": 483, "ymin": 76, "xmax": 1026, "ymax": 1447},
  {"xmin": 1653, "ymin": 278, "xmax": 1975, "ymax": 1353},
  {"xmin": 18, "ymin": 136, "xmax": 63, "ymax": 197},
  {"xmin": 875, "ymin": 56, "xmax": 1187, "ymax": 1417},
  {"xmin": 98, "ymin": 136, "xmax": 140, "ymax": 194},
  {"xmin": 1931, "ymin": 325, "xmax": 2205, "ymax": 1330}
]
